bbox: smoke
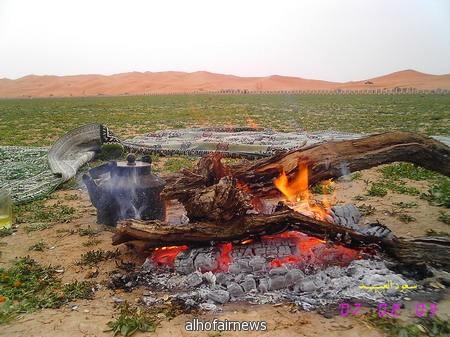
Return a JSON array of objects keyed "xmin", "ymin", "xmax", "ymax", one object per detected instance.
[
  {"xmin": 111, "ymin": 167, "xmax": 145, "ymax": 220},
  {"xmin": 338, "ymin": 161, "xmax": 351, "ymax": 181}
]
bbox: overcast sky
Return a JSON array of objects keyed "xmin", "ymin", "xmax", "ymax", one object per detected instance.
[{"xmin": 1, "ymin": 0, "xmax": 449, "ymax": 81}]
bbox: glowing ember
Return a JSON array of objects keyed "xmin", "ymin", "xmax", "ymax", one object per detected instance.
[
  {"xmin": 217, "ymin": 242, "xmax": 233, "ymax": 271},
  {"xmin": 274, "ymin": 162, "xmax": 335, "ymax": 221},
  {"xmin": 152, "ymin": 245, "xmax": 188, "ymax": 266},
  {"xmin": 262, "ymin": 231, "xmax": 359, "ymax": 268},
  {"xmin": 150, "ymin": 231, "xmax": 359, "ymax": 272}
]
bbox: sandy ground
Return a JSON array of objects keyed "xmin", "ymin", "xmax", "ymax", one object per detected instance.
[
  {"xmin": 0, "ymin": 166, "xmax": 449, "ymax": 337},
  {"xmin": 1, "ymin": 69, "xmax": 449, "ymax": 98}
]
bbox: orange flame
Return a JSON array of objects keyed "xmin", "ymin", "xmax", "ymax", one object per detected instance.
[{"xmin": 274, "ymin": 162, "xmax": 334, "ymax": 221}]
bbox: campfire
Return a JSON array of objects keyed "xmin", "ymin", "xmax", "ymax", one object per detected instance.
[
  {"xmin": 101, "ymin": 132, "xmax": 450, "ymax": 309},
  {"xmin": 147, "ymin": 160, "xmax": 359, "ymax": 277}
]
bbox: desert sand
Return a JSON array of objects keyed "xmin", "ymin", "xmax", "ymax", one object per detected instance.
[{"xmin": 0, "ymin": 69, "xmax": 449, "ymax": 98}]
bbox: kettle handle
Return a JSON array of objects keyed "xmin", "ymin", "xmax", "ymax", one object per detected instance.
[{"xmin": 82, "ymin": 173, "xmax": 100, "ymax": 208}]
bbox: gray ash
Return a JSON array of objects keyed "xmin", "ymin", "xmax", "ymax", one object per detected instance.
[{"xmin": 109, "ymin": 230, "xmax": 424, "ymax": 313}]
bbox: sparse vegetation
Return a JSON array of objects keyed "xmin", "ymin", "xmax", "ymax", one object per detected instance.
[
  {"xmin": 357, "ymin": 204, "xmax": 376, "ymax": 216},
  {"xmin": 83, "ymin": 238, "xmax": 102, "ymax": 247},
  {"xmin": 77, "ymin": 249, "xmax": 119, "ymax": 266},
  {"xmin": 366, "ymin": 163, "xmax": 450, "ymax": 202},
  {"xmin": 0, "ymin": 227, "xmax": 15, "ymax": 238},
  {"xmin": 380, "ymin": 162, "xmax": 438, "ymax": 181},
  {"xmin": 28, "ymin": 241, "xmax": 49, "ymax": 252},
  {"xmin": 106, "ymin": 303, "xmax": 157, "ymax": 337},
  {"xmin": 24, "ymin": 222, "xmax": 54, "ymax": 233},
  {"xmin": 350, "ymin": 172, "xmax": 362, "ymax": 181},
  {"xmin": 367, "ymin": 183, "xmax": 388, "ymax": 197},
  {"xmin": 0, "ymin": 257, "xmax": 94, "ymax": 324},
  {"xmin": 438, "ymin": 211, "xmax": 450, "ymax": 225},
  {"xmin": 392, "ymin": 201, "xmax": 418, "ymax": 209},
  {"xmin": 77, "ymin": 226, "xmax": 101, "ymax": 237},
  {"xmin": 398, "ymin": 213, "xmax": 416, "ymax": 223},
  {"xmin": 365, "ymin": 313, "xmax": 450, "ymax": 337},
  {"xmin": 14, "ymin": 199, "xmax": 77, "ymax": 224},
  {"xmin": 421, "ymin": 179, "xmax": 450, "ymax": 207}
]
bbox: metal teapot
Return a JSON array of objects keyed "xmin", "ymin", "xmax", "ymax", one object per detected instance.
[{"xmin": 83, "ymin": 154, "xmax": 166, "ymax": 226}]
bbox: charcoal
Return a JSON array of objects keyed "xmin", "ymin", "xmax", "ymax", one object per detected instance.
[
  {"xmin": 241, "ymin": 276, "xmax": 257, "ymax": 292},
  {"xmin": 269, "ymin": 266, "xmax": 288, "ymax": 276},
  {"xmin": 207, "ymin": 289, "xmax": 230, "ymax": 304},
  {"xmin": 258, "ymin": 278, "xmax": 269, "ymax": 292},
  {"xmin": 296, "ymin": 276, "xmax": 318, "ymax": 292},
  {"xmin": 269, "ymin": 275, "xmax": 286, "ymax": 290},
  {"xmin": 215, "ymin": 272, "xmax": 232, "ymax": 286},
  {"xmin": 277, "ymin": 245, "xmax": 292, "ymax": 256},
  {"xmin": 175, "ymin": 255, "xmax": 195, "ymax": 274},
  {"xmin": 194, "ymin": 251, "xmax": 219, "ymax": 272},
  {"xmin": 185, "ymin": 273, "xmax": 203, "ymax": 288},
  {"xmin": 285, "ymin": 269, "xmax": 304, "ymax": 286},
  {"xmin": 237, "ymin": 259, "xmax": 252, "ymax": 272},
  {"xmin": 234, "ymin": 273, "xmax": 246, "ymax": 283},
  {"xmin": 202, "ymin": 271, "xmax": 216, "ymax": 285},
  {"xmin": 227, "ymin": 282, "xmax": 245, "ymax": 298},
  {"xmin": 228, "ymin": 263, "xmax": 241, "ymax": 274},
  {"xmin": 131, "ymin": 233, "xmax": 422, "ymax": 312},
  {"xmin": 249, "ymin": 256, "xmax": 266, "ymax": 272},
  {"xmin": 330, "ymin": 204, "xmax": 361, "ymax": 229}
]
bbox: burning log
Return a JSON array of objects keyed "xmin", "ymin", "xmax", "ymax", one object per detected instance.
[
  {"xmin": 113, "ymin": 205, "xmax": 394, "ymax": 249},
  {"xmin": 163, "ymin": 132, "xmax": 450, "ymax": 198},
  {"xmin": 113, "ymin": 214, "xmax": 450, "ymax": 269}
]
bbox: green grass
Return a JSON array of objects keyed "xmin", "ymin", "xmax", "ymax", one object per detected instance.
[
  {"xmin": 367, "ymin": 183, "xmax": 388, "ymax": 197},
  {"xmin": 366, "ymin": 163, "xmax": 450, "ymax": 204},
  {"xmin": 421, "ymin": 179, "xmax": 450, "ymax": 207},
  {"xmin": 106, "ymin": 303, "xmax": 157, "ymax": 337},
  {"xmin": 0, "ymin": 257, "xmax": 94, "ymax": 324},
  {"xmin": 162, "ymin": 156, "xmax": 197, "ymax": 173},
  {"xmin": 380, "ymin": 163, "xmax": 439, "ymax": 181},
  {"xmin": 77, "ymin": 249, "xmax": 119, "ymax": 266},
  {"xmin": 0, "ymin": 94, "xmax": 449, "ymax": 146}
]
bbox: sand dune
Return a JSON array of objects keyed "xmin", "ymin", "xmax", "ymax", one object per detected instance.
[{"xmin": 0, "ymin": 69, "xmax": 449, "ymax": 98}]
